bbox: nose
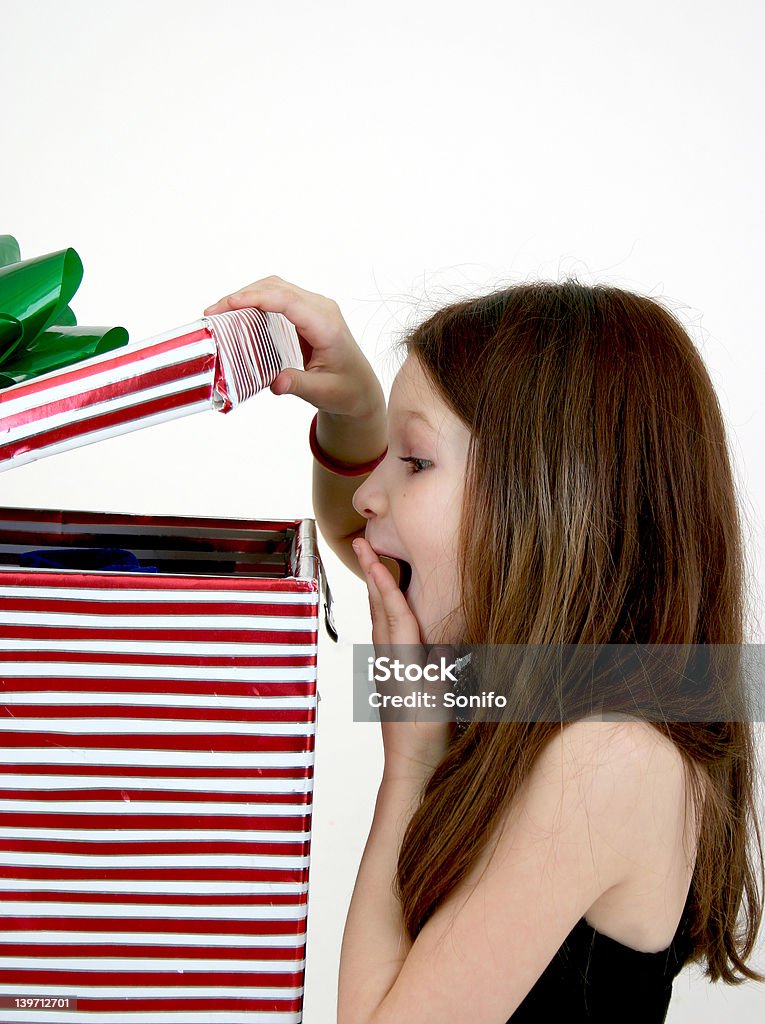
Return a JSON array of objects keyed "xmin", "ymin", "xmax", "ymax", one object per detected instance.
[{"xmin": 351, "ymin": 468, "xmax": 385, "ymax": 520}]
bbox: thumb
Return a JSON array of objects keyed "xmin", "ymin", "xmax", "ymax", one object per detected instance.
[
  {"xmin": 269, "ymin": 367, "xmax": 339, "ymax": 410},
  {"xmin": 271, "ymin": 369, "xmax": 317, "ymax": 400},
  {"xmin": 270, "ymin": 371, "xmax": 295, "ymax": 396}
]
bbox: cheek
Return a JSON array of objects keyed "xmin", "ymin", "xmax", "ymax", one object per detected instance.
[
  {"xmin": 418, "ymin": 535, "xmax": 460, "ymax": 603},
  {"xmin": 398, "ymin": 478, "xmax": 462, "ymax": 570},
  {"xmin": 436, "ymin": 494, "xmax": 462, "ymax": 560}
]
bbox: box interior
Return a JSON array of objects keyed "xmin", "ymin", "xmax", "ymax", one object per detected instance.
[{"xmin": 0, "ymin": 519, "xmax": 298, "ymax": 578}]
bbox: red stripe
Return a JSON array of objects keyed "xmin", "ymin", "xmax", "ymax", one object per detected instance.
[
  {"xmin": 0, "ymin": 891, "xmax": 307, "ymax": 905},
  {"xmin": 0, "ymin": 842, "xmax": 310, "ymax": 858},
  {"xmin": 0, "ymin": 625, "xmax": 318, "ymax": 643},
  {"xmin": 0, "ymin": 734, "xmax": 314, "ymax": 752},
  {"xmin": 0, "ymin": 650, "xmax": 316, "ymax": 667},
  {"xmin": 0, "ymin": 706, "xmax": 316, "ymax": 723},
  {"xmin": 0, "ymin": 968, "xmax": 305, "ymax": 986},
  {"xmin": 0, "ymin": 882, "xmax": 305, "ymax": 895},
  {"xmin": 0, "ymin": 943, "xmax": 306, "ymax": 959},
  {"xmin": 0, "ymin": 917, "xmax": 306, "ymax": 935},
  {"xmin": 0, "ymin": 571, "xmax": 317, "ymax": 595},
  {"xmin": 0, "ymin": 597, "xmax": 317, "ymax": 617},
  {"xmin": 0, "ymin": 764, "xmax": 313, "ymax": 779},
  {"xmin": 1, "ymin": 877, "xmax": 306, "ymax": 890},
  {"xmin": 0, "ymin": 680, "xmax": 317, "ymax": 697},
  {"xmin": 0, "ymin": 811, "xmax": 309, "ymax": 828},
  {"xmin": 70, "ymin": 997, "xmax": 304, "ymax": 1012},
  {"xmin": 0, "ymin": 789, "xmax": 311, "ymax": 804}
]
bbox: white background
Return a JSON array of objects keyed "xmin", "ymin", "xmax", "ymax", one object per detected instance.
[{"xmin": 2, "ymin": 0, "xmax": 764, "ymax": 1020}]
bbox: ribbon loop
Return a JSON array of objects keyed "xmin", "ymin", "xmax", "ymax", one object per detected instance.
[{"xmin": 0, "ymin": 235, "xmax": 128, "ymax": 387}]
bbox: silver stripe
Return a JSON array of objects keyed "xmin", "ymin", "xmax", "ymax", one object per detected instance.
[
  {"xmin": 0, "ymin": 985, "xmax": 304, "ymax": 997},
  {"xmin": 0, "ymin": 776, "xmax": 312, "ymax": 794},
  {"xmin": 0, "ymin": 750, "xmax": 315, "ymax": 768},
  {"xmin": 0, "ymin": 879, "xmax": 308, "ymax": 894},
  {"xmin": 0, "ymin": 640, "xmax": 316, "ymax": 655},
  {"xmin": 0, "ymin": 612, "xmax": 316, "ymax": 630},
  {"xmin": 0, "ymin": 800, "xmax": 311, "ymax": 815},
  {"xmin": 0, "ymin": 719, "xmax": 315, "ymax": 736},
  {"xmin": 0, "ymin": 900, "xmax": 308, "ymax": 919},
  {"xmin": 0, "ymin": 662, "xmax": 316, "ymax": 680},
  {"xmin": 0, "ymin": 956, "xmax": 306, "ymax": 971},
  {"xmin": 0, "ymin": 930, "xmax": 307, "ymax": 946},
  {"xmin": 0, "ymin": 1013, "xmax": 301, "ymax": 1024},
  {"xmin": 0, "ymin": 692, "xmax": 315, "ymax": 709},
  {"xmin": 0, "ymin": 824, "xmax": 310, "ymax": 841}
]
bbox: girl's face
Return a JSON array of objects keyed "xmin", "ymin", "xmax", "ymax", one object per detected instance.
[{"xmin": 352, "ymin": 354, "xmax": 471, "ymax": 644}]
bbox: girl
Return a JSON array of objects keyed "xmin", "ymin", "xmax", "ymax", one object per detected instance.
[{"xmin": 204, "ymin": 276, "xmax": 764, "ymax": 1023}]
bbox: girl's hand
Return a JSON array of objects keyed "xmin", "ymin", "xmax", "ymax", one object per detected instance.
[
  {"xmin": 204, "ymin": 276, "xmax": 385, "ymax": 422},
  {"xmin": 352, "ymin": 536, "xmax": 452, "ymax": 780}
]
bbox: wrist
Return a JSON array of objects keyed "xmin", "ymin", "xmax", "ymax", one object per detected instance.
[
  {"xmin": 377, "ymin": 769, "xmax": 429, "ymax": 805},
  {"xmin": 381, "ymin": 747, "xmax": 445, "ymax": 787},
  {"xmin": 329, "ymin": 366, "xmax": 386, "ymax": 424},
  {"xmin": 312, "ymin": 409, "xmax": 387, "ymax": 475}
]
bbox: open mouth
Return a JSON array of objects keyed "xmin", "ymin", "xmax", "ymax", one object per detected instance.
[{"xmin": 378, "ymin": 555, "xmax": 413, "ymax": 594}]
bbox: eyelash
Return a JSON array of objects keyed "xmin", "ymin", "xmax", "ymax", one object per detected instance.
[{"xmin": 398, "ymin": 457, "xmax": 433, "ymax": 475}]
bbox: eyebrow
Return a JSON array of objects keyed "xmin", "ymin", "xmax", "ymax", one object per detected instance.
[{"xmin": 402, "ymin": 409, "xmax": 435, "ymax": 430}]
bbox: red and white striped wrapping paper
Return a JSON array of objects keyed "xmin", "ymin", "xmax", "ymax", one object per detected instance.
[
  {"xmin": 0, "ymin": 507, "xmax": 332, "ymax": 1023},
  {"xmin": 0, "ymin": 308, "xmax": 303, "ymax": 472}
]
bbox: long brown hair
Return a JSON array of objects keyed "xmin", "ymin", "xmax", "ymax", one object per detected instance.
[{"xmin": 393, "ymin": 279, "xmax": 764, "ymax": 983}]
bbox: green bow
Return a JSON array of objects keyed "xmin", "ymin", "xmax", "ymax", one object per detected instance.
[{"xmin": 0, "ymin": 234, "xmax": 128, "ymax": 389}]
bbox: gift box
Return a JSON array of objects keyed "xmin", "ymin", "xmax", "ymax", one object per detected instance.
[{"xmin": 0, "ymin": 505, "xmax": 336, "ymax": 1023}]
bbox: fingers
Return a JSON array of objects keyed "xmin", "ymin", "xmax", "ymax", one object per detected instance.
[
  {"xmin": 352, "ymin": 537, "xmax": 388, "ymax": 645},
  {"xmin": 203, "ymin": 275, "xmax": 297, "ymax": 315},
  {"xmin": 364, "ymin": 560, "xmax": 390, "ymax": 648},
  {"xmin": 203, "ymin": 276, "xmax": 346, "ymax": 352},
  {"xmin": 352, "ymin": 538, "xmax": 421, "ymax": 647}
]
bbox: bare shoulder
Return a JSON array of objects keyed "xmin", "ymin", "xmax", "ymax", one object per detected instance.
[
  {"xmin": 498, "ymin": 718, "xmax": 695, "ymax": 887},
  {"xmin": 557, "ymin": 716, "xmax": 688, "ymax": 780},
  {"xmin": 530, "ymin": 717, "xmax": 688, "ymax": 798},
  {"xmin": 537, "ymin": 718, "xmax": 702, "ymax": 948}
]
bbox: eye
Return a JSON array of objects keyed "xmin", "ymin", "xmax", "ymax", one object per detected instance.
[{"xmin": 398, "ymin": 456, "xmax": 433, "ymax": 474}]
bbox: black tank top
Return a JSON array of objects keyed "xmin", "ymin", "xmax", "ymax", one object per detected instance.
[{"xmin": 507, "ymin": 893, "xmax": 694, "ymax": 1023}]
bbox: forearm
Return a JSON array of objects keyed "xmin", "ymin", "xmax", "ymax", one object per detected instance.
[
  {"xmin": 337, "ymin": 770, "xmax": 428, "ymax": 1024},
  {"xmin": 312, "ymin": 406, "xmax": 387, "ymax": 542}
]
